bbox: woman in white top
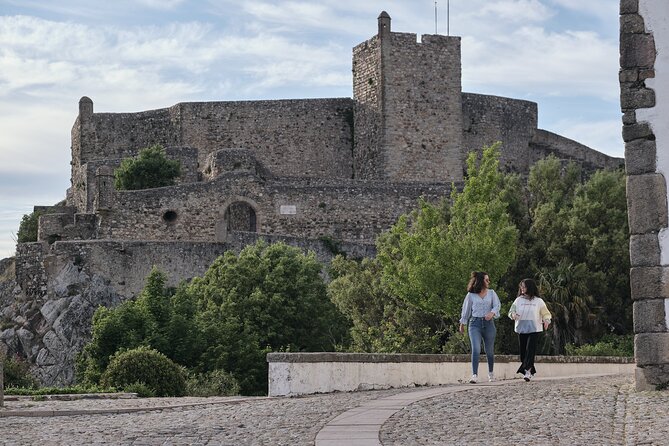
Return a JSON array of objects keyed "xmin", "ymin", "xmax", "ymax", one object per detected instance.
[
  {"xmin": 508, "ymin": 278, "xmax": 551, "ymax": 381},
  {"xmin": 459, "ymin": 271, "xmax": 501, "ymax": 383}
]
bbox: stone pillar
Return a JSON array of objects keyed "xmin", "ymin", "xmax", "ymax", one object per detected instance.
[{"xmin": 620, "ymin": 0, "xmax": 669, "ymax": 390}]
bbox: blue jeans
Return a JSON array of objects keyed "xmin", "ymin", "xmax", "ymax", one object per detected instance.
[{"xmin": 468, "ymin": 317, "xmax": 496, "ymax": 375}]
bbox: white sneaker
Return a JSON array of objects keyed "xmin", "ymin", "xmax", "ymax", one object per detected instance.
[
  {"xmin": 488, "ymin": 373, "xmax": 495, "ymax": 382},
  {"xmin": 469, "ymin": 374, "xmax": 478, "ymax": 383},
  {"xmin": 523, "ymin": 370, "xmax": 532, "ymax": 382}
]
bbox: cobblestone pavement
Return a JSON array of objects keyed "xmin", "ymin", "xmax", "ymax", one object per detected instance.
[
  {"xmin": 380, "ymin": 375, "xmax": 669, "ymax": 446},
  {"xmin": 0, "ymin": 374, "xmax": 667, "ymax": 445}
]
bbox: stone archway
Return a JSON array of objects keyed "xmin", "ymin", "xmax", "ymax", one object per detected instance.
[{"xmin": 216, "ymin": 197, "xmax": 259, "ymax": 242}]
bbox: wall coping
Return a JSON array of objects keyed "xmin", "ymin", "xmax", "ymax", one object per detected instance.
[{"xmin": 266, "ymin": 352, "xmax": 635, "ymax": 364}]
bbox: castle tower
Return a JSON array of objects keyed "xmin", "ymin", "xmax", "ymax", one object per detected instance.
[{"xmin": 352, "ymin": 11, "xmax": 464, "ymax": 183}]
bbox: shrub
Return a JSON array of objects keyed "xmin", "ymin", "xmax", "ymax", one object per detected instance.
[
  {"xmin": 123, "ymin": 382, "xmax": 156, "ymax": 398},
  {"xmin": 565, "ymin": 334, "xmax": 633, "ymax": 357},
  {"xmin": 2, "ymin": 354, "xmax": 39, "ymax": 389},
  {"xmin": 16, "ymin": 210, "xmax": 43, "ymax": 243},
  {"xmin": 100, "ymin": 346, "xmax": 187, "ymax": 397},
  {"xmin": 186, "ymin": 369, "xmax": 240, "ymax": 397},
  {"xmin": 114, "ymin": 145, "xmax": 180, "ymax": 190}
]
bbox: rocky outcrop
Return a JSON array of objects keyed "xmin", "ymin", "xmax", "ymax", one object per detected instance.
[{"xmin": 0, "ymin": 254, "xmax": 122, "ymax": 386}]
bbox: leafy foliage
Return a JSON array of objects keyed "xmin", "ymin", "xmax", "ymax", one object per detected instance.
[
  {"xmin": 377, "ymin": 143, "xmax": 518, "ymax": 317},
  {"xmin": 188, "ymin": 241, "xmax": 349, "ymax": 394},
  {"xmin": 328, "ymin": 256, "xmax": 446, "ymax": 353},
  {"xmin": 100, "ymin": 346, "xmax": 187, "ymax": 397},
  {"xmin": 186, "ymin": 369, "xmax": 240, "ymax": 397},
  {"xmin": 2, "ymin": 354, "xmax": 39, "ymax": 389},
  {"xmin": 114, "ymin": 144, "xmax": 180, "ymax": 190},
  {"xmin": 78, "ymin": 241, "xmax": 348, "ymax": 395},
  {"xmin": 16, "ymin": 209, "xmax": 43, "ymax": 243},
  {"xmin": 565, "ymin": 334, "xmax": 633, "ymax": 357}
]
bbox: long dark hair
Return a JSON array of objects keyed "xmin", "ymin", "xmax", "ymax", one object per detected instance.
[
  {"xmin": 518, "ymin": 278, "xmax": 540, "ymax": 299},
  {"xmin": 467, "ymin": 271, "xmax": 488, "ymax": 293}
]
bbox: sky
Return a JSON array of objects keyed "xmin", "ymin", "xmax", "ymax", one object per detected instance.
[{"xmin": 0, "ymin": 0, "xmax": 622, "ymax": 258}]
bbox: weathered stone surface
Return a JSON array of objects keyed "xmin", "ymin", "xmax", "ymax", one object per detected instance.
[
  {"xmin": 620, "ymin": 33, "xmax": 656, "ymax": 69},
  {"xmin": 622, "ymin": 121, "xmax": 654, "ymax": 142},
  {"xmin": 633, "ymin": 299, "xmax": 667, "ymax": 333},
  {"xmin": 620, "ymin": 13, "xmax": 645, "ymax": 34},
  {"xmin": 635, "ymin": 363, "xmax": 669, "ymax": 390},
  {"xmin": 620, "ymin": 0, "xmax": 638, "ymax": 15},
  {"xmin": 635, "ymin": 332, "xmax": 669, "ymax": 366},
  {"xmin": 626, "ymin": 174, "xmax": 667, "ymax": 234},
  {"xmin": 620, "ymin": 85, "xmax": 656, "ymax": 109},
  {"xmin": 625, "ymin": 138, "xmax": 656, "ymax": 174},
  {"xmin": 630, "ymin": 267, "xmax": 669, "ymax": 300},
  {"xmin": 622, "ymin": 110, "xmax": 636, "ymax": 125},
  {"xmin": 630, "ymin": 233, "xmax": 661, "ymax": 266}
]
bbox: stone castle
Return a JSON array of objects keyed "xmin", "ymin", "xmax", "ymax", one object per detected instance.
[{"xmin": 0, "ymin": 12, "xmax": 622, "ymax": 385}]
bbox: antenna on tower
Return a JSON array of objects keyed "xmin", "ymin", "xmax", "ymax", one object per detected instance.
[
  {"xmin": 434, "ymin": 1, "xmax": 438, "ymax": 34},
  {"xmin": 447, "ymin": 0, "xmax": 450, "ymax": 36}
]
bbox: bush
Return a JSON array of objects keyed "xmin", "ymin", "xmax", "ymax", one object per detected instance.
[
  {"xmin": 114, "ymin": 145, "xmax": 180, "ymax": 190},
  {"xmin": 16, "ymin": 210, "xmax": 43, "ymax": 243},
  {"xmin": 186, "ymin": 369, "xmax": 240, "ymax": 397},
  {"xmin": 100, "ymin": 346, "xmax": 187, "ymax": 397},
  {"xmin": 565, "ymin": 334, "xmax": 633, "ymax": 357},
  {"xmin": 122, "ymin": 382, "xmax": 156, "ymax": 398},
  {"xmin": 2, "ymin": 354, "xmax": 39, "ymax": 389}
]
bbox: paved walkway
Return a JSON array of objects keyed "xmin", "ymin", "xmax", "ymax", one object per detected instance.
[{"xmin": 0, "ymin": 374, "xmax": 667, "ymax": 445}]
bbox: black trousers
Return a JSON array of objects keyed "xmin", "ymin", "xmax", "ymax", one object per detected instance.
[{"xmin": 516, "ymin": 332, "xmax": 540, "ymax": 375}]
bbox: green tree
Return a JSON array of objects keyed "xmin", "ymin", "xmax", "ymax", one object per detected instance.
[
  {"xmin": 16, "ymin": 209, "xmax": 43, "ymax": 243},
  {"xmin": 114, "ymin": 144, "xmax": 180, "ymax": 190},
  {"xmin": 563, "ymin": 169, "xmax": 630, "ymax": 334},
  {"xmin": 378, "ymin": 143, "xmax": 518, "ymax": 317},
  {"xmin": 187, "ymin": 241, "xmax": 349, "ymax": 394},
  {"xmin": 328, "ymin": 256, "xmax": 446, "ymax": 353},
  {"xmin": 539, "ymin": 261, "xmax": 598, "ymax": 354}
]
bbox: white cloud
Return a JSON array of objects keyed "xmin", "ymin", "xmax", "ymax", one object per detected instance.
[
  {"xmin": 551, "ymin": 0, "xmax": 618, "ymax": 22},
  {"xmin": 462, "ymin": 26, "xmax": 619, "ymax": 102}
]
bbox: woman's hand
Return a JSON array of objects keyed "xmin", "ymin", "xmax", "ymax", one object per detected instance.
[
  {"xmin": 484, "ymin": 311, "xmax": 494, "ymax": 321},
  {"xmin": 543, "ymin": 320, "xmax": 551, "ymax": 330},
  {"xmin": 512, "ymin": 313, "xmax": 521, "ymax": 321},
  {"xmin": 459, "ymin": 323, "xmax": 465, "ymax": 333}
]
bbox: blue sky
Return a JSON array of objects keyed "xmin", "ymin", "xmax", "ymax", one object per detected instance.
[{"xmin": 0, "ymin": 0, "xmax": 621, "ymax": 258}]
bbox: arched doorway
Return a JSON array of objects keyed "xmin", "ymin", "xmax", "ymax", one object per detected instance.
[
  {"xmin": 216, "ymin": 198, "xmax": 259, "ymax": 242},
  {"xmin": 225, "ymin": 201, "xmax": 257, "ymax": 233}
]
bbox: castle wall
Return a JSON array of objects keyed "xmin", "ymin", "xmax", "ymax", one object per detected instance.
[
  {"xmin": 71, "ymin": 98, "xmax": 355, "ymax": 186},
  {"xmin": 461, "ymin": 93, "xmax": 537, "ymax": 172},
  {"xmin": 621, "ymin": 0, "xmax": 669, "ymax": 390},
  {"xmin": 94, "ymin": 175, "xmax": 450, "ymax": 245},
  {"xmin": 530, "ymin": 129, "xmax": 624, "ymax": 171}
]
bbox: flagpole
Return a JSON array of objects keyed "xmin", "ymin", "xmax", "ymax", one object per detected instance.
[{"xmin": 434, "ymin": 1, "xmax": 438, "ymax": 34}]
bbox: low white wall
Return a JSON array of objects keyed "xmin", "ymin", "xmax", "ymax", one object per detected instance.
[{"xmin": 266, "ymin": 353, "xmax": 635, "ymax": 397}]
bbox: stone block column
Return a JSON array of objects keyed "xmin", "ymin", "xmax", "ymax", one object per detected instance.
[{"xmin": 620, "ymin": 0, "xmax": 669, "ymax": 390}]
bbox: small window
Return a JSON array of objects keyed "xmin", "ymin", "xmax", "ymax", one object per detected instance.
[{"xmin": 162, "ymin": 210, "xmax": 178, "ymax": 223}]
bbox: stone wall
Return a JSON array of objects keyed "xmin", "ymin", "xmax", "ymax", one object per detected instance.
[
  {"xmin": 267, "ymin": 352, "xmax": 635, "ymax": 396},
  {"xmin": 71, "ymin": 98, "xmax": 355, "ymax": 185},
  {"xmin": 94, "ymin": 173, "xmax": 450, "ymax": 245},
  {"xmin": 530, "ymin": 129, "xmax": 624, "ymax": 172},
  {"xmin": 461, "ymin": 93, "xmax": 537, "ymax": 172},
  {"xmin": 620, "ymin": 0, "xmax": 669, "ymax": 390}
]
